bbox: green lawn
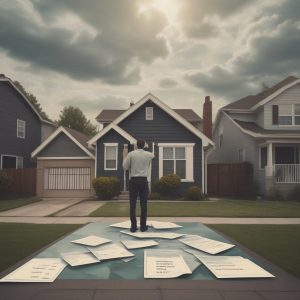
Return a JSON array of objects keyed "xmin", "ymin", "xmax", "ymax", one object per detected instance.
[
  {"xmin": 209, "ymin": 224, "xmax": 300, "ymax": 278},
  {"xmin": 89, "ymin": 200, "xmax": 300, "ymax": 217},
  {"xmin": 0, "ymin": 223, "xmax": 81, "ymax": 273},
  {"xmin": 0, "ymin": 197, "xmax": 40, "ymax": 212}
]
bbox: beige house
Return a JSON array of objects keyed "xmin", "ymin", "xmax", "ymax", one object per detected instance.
[{"xmin": 31, "ymin": 127, "xmax": 95, "ymax": 198}]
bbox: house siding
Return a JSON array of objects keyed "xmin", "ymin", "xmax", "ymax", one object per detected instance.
[
  {"xmin": 38, "ymin": 133, "xmax": 88, "ymax": 157},
  {"xmin": 118, "ymin": 100, "xmax": 203, "ymax": 190},
  {"xmin": 0, "ymin": 81, "xmax": 41, "ymax": 168},
  {"xmin": 264, "ymin": 83, "xmax": 300, "ymax": 129}
]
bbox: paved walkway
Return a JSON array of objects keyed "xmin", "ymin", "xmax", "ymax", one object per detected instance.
[
  {"xmin": 54, "ymin": 201, "xmax": 105, "ymax": 217},
  {"xmin": 0, "ymin": 216, "xmax": 300, "ymax": 224}
]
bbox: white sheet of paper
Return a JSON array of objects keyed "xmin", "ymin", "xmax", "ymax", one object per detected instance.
[
  {"xmin": 144, "ymin": 250, "xmax": 192, "ymax": 278},
  {"xmin": 88, "ymin": 243, "xmax": 134, "ymax": 261},
  {"xmin": 0, "ymin": 258, "xmax": 66, "ymax": 282},
  {"xmin": 180, "ymin": 235, "xmax": 234, "ymax": 254},
  {"xmin": 110, "ymin": 221, "xmax": 151, "ymax": 229},
  {"xmin": 121, "ymin": 230, "xmax": 184, "ymax": 239},
  {"xmin": 61, "ymin": 251, "xmax": 99, "ymax": 267},
  {"xmin": 72, "ymin": 235, "xmax": 111, "ymax": 247},
  {"xmin": 121, "ymin": 240, "xmax": 158, "ymax": 249},
  {"xmin": 149, "ymin": 221, "xmax": 182, "ymax": 229},
  {"xmin": 196, "ymin": 255, "xmax": 275, "ymax": 278}
]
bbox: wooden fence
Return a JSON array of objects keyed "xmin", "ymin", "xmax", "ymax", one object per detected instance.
[
  {"xmin": 3, "ymin": 168, "xmax": 36, "ymax": 197},
  {"xmin": 207, "ymin": 162, "xmax": 253, "ymax": 197}
]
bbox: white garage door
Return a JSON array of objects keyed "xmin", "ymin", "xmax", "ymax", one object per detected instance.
[{"xmin": 44, "ymin": 167, "xmax": 91, "ymax": 190}]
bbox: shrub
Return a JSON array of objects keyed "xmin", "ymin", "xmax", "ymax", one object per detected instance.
[
  {"xmin": 92, "ymin": 176, "xmax": 121, "ymax": 200},
  {"xmin": 287, "ymin": 185, "xmax": 300, "ymax": 202},
  {"xmin": 148, "ymin": 192, "xmax": 160, "ymax": 200},
  {"xmin": 267, "ymin": 186, "xmax": 285, "ymax": 201},
  {"xmin": 0, "ymin": 170, "xmax": 13, "ymax": 198},
  {"xmin": 184, "ymin": 186, "xmax": 204, "ymax": 201},
  {"xmin": 155, "ymin": 174, "xmax": 181, "ymax": 197}
]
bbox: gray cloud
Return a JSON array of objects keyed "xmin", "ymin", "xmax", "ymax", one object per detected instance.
[
  {"xmin": 0, "ymin": 0, "xmax": 169, "ymax": 84},
  {"xmin": 159, "ymin": 78, "xmax": 178, "ymax": 88}
]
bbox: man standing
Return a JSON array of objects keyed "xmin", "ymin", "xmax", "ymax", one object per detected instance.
[{"xmin": 123, "ymin": 140, "xmax": 154, "ymax": 232}]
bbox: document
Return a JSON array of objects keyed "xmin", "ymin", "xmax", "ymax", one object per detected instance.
[
  {"xmin": 195, "ymin": 255, "xmax": 275, "ymax": 278},
  {"xmin": 110, "ymin": 220, "xmax": 151, "ymax": 229},
  {"xmin": 61, "ymin": 251, "xmax": 99, "ymax": 267},
  {"xmin": 121, "ymin": 230, "xmax": 184, "ymax": 239},
  {"xmin": 72, "ymin": 235, "xmax": 111, "ymax": 247},
  {"xmin": 121, "ymin": 239, "xmax": 158, "ymax": 249},
  {"xmin": 88, "ymin": 243, "xmax": 134, "ymax": 261},
  {"xmin": 180, "ymin": 235, "xmax": 234, "ymax": 254},
  {"xmin": 144, "ymin": 250, "xmax": 192, "ymax": 278},
  {"xmin": 0, "ymin": 258, "xmax": 66, "ymax": 282},
  {"xmin": 149, "ymin": 221, "xmax": 182, "ymax": 229}
]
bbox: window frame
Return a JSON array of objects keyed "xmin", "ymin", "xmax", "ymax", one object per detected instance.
[
  {"xmin": 145, "ymin": 107, "xmax": 154, "ymax": 121},
  {"xmin": 277, "ymin": 104, "xmax": 300, "ymax": 126},
  {"xmin": 17, "ymin": 119, "xmax": 26, "ymax": 139},
  {"xmin": 104, "ymin": 143, "xmax": 118, "ymax": 170},
  {"xmin": 0, "ymin": 154, "xmax": 23, "ymax": 169}
]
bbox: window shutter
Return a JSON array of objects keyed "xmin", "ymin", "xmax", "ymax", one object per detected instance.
[{"xmin": 272, "ymin": 105, "xmax": 278, "ymax": 125}]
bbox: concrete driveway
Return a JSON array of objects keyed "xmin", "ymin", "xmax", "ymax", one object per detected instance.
[{"xmin": 0, "ymin": 198, "xmax": 85, "ymax": 217}]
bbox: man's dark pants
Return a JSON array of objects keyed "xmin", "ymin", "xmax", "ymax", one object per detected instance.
[{"xmin": 129, "ymin": 177, "xmax": 148, "ymax": 229}]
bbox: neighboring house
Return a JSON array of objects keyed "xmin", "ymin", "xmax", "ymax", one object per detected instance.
[
  {"xmin": 89, "ymin": 93, "xmax": 214, "ymax": 194},
  {"xmin": 31, "ymin": 126, "xmax": 95, "ymax": 198},
  {"xmin": 0, "ymin": 75, "xmax": 56, "ymax": 169},
  {"xmin": 209, "ymin": 76, "xmax": 300, "ymax": 196}
]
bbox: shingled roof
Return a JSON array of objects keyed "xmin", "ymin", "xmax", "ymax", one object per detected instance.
[
  {"xmin": 63, "ymin": 127, "xmax": 94, "ymax": 153},
  {"xmin": 223, "ymin": 76, "xmax": 299, "ymax": 110},
  {"xmin": 96, "ymin": 109, "xmax": 202, "ymax": 123}
]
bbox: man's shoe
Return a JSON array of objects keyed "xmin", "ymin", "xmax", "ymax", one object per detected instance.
[
  {"xmin": 130, "ymin": 227, "xmax": 137, "ymax": 233},
  {"xmin": 140, "ymin": 225, "xmax": 148, "ymax": 232}
]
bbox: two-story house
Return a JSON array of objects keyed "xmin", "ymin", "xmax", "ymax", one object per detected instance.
[
  {"xmin": 209, "ymin": 76, "xmax": 300, "ymax": 196},
  {"xmin": 0, "ymin": 75, "xmax": 56, "ymax": 169}
]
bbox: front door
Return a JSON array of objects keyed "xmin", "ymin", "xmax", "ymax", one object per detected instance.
[{"xmin": 275, "ymin": 146, "xmax": 299, "ymax": 164}]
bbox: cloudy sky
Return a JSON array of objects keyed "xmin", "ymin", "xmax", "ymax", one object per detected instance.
[{"xmin": 1, "ymin": 0, "xmax": 300, "ymax": 123}]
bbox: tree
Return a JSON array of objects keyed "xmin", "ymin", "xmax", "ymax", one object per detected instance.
[
  {"xmin": 14, "ymin": 81, "xmax": 51, "ymax": 121},
  {"xmin": 57, "ymin": 106, "xmax": 98, "ymax": 137}
]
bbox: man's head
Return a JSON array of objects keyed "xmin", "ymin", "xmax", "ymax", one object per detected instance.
[{"xmin": 137, "ymin": 140, "xmax": 145, "ymax": 149}]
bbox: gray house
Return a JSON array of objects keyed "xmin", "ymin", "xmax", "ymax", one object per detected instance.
[
  {"xmin": 209, "ymin": 76, "xmax": 300, "ymax": 196},
  {"xmin": 0, "ymin": 75, "xmax": 55, "ymax": 169},
  {"xmin": 89, "ymin": 93, "xmax": 214, "ymax": 194}
]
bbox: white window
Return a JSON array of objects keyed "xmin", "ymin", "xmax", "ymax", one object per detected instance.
[
  {"xmin": 158, "ymin": 143, "xmax": 194, "ymax": 182},
  {"xmin": 17, "ymin": 119, "xmax": 26, "ymax": 138},
  {"xmin": 104, "ymin": 143, "xmax": 118, "ymax": 170},
  {"xmin": 145, "ymin": 107, "xmax": 153, "ymax": 120},
  {"xmin": 238, "ymin": 148, "xmax": 245, "ymax": 161},
  {"xmin": 278, "ymin": 104, "xmax": 300, "ymax": 125}
]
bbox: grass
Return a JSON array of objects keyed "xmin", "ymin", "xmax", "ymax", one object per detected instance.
[
  {"xmin": 0, "ymin": 197, "xmax": 40, "ymax": 212},
  {"xmin": 209, "ymin": 224, "xmax": 300, "ymax": 278},
  {"xmin": 0, "ymin": 223, "xmax": 81, "ymax": 273},
  {"xmin": 89, "ymin": 200, "xmax": 300, "ymax": 217}
]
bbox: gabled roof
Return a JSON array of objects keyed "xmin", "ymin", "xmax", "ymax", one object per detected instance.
[
  {"xmin": 0, "ymin": 76, "xmax": 55, "ymax": 126},
  {"xmin": 31, "ymin": 126, "xmax": 95, "ymax": 159},
  {"xmin": 89, "ymin": 93, "xmax": 214, "ymax": 147},
  {"xmin": 96, "ymin": 109, "xmax": 202, "ymax": 123},
  {"xmin": 223, "ymin": 76, "xmax": 299, "ymax": 111}
]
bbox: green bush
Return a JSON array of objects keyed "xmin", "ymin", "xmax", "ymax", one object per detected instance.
[
  {"xmin": 92, "ymin": 176, "xmax": 121, "ymax": 200},
  {"xmin": 148, "ymin": 192, "xmax": 160, "ymax": 200},
  {"xmin": 155, "ymin": 174, "xmax": 181, "ymax": 197},
  {"xmin": 268, "ymin": 186, "xmax": 285, "ymax": 201},
  {"xmin": 287, "ymin": 185, "xmax": 300, "ymax": 202},
  {"xmin": 0, "ymin": 170, "xmax": 13, "ymax": 198},
  {"xmin": 184, "ymin": 186, "xmax": 204, "ymax": 201}
]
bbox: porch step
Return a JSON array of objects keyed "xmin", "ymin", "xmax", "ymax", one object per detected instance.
[{"xmin": 116, "ymin": 192, "xmax": 129, "ymax": 200}]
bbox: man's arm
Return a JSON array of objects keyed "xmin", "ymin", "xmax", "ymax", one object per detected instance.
[{"xmin": 122, "ymin": 152, "xmax": 131, "ymax": 170}]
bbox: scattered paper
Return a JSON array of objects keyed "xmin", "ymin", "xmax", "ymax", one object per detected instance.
[
  {"xmin": 88, "ymin": 243, "xmax": 134, "ymax": 261},
  {"xmin": 110, "ymin": 220, "xmax": 151, "ymax": 229},
  {"xmin": 180, "ymin": 235, "xmax": 234, "ymax": 254},
  {"xmin": 72, "ymin": 235, "xmax": 111, "ymax": 247},
  {"xmin": 144, "ymin": 250, "xmax": 192, "ymax": 278},
  {"xmin": 121, "ymin": 230, "xmax": 184, "ymax": 240},
  {"xmin": 61, "ymin": 251, "xmax": 99, "ymax": 267},
  {"xmin": 122, "ymin": 257, "xmax": 136, "ymax": 263},
  {"xmin": 195, "ymin": 255, "xmax": 274, "ymax": 278},
  {"xmin": 121, "ymin": 240, "xmax": 158, "ymax": 249},
  {"xmin": 0, "ymin": 258, "xmax": 66, "ymax": 283},
  {"xmin": 149, "ymin": 221, "xmax": 182, "ymax": 229}
]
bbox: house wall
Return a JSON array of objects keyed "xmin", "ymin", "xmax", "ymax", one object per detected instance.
[
  {"xmin": 38, "ymin": 133, "xmax": 88, "ymax": 157},
  {"xmin": 0, "ymin": 81, "xmax": 41, "ymax": 168},
  {"xmin": 264, "ymin": 83, "xmax": 300, "ymax": 130},
  {"xmin": 41, "ymin": 123, "xmax": 56, "ymax": 141},
  {"xmin": 118, "ymin": 101, "xmax": 203, "ymax": 190}
]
